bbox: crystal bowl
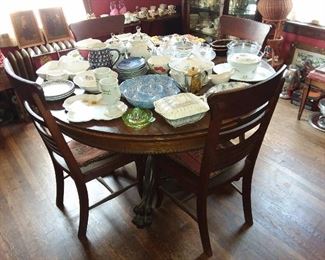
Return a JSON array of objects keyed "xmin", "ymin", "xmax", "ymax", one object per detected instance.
[{"xmin": 120, "ymin": 74, "xmax": 180, "ymax": 109}]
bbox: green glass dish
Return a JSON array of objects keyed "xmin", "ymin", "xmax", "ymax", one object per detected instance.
[{"xmin": 122, "ymin": 107, "xmax": 155, "ymax": 129}]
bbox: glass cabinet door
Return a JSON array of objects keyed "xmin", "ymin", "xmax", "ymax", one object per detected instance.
[
  {"xmin": 188, "ymin": 0, "xmax": 224, "ymax": 41},
  {"xmin": 227, "ymin": 0, "xmax": 258, "ymax": 19}
]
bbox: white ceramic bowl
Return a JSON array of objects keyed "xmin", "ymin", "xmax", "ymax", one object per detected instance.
[
  {"xmin": 73, "ymin": 71, "xmax": 98, "ymax": 93},
  {"xmin": 209, "ymin": 69, "xmax": 234, "ymax": 85},
  {"xmin": 46, "ymin": 69, "xmax": 69, "ymax": 81},
  {"xmin": 147, "ymin": 55, "xmax": 170, "ymax": 74}
]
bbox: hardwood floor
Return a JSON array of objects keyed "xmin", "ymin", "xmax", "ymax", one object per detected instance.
[{"xmin": 0, "ymin": 100, "xmax": 324, "ymax": 260}]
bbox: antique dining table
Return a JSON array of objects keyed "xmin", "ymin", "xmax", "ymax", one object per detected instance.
[
  {"xmin": 50, "ymin": 86, "xmax": 212, "ymax": 228},
  {"xmin": 48, "ymin": 55, "xmax": 225, "ymax": 227}
]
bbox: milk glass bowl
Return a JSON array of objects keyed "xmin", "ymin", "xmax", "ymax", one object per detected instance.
[{"xmin": 227, "ymin": 40, "xmax": 263, "ymax": 76}]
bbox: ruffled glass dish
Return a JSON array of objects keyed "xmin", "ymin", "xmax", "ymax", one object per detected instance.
[{"xmin": 122, "ymin": 107, "xmax": 155, "ymax": 129}]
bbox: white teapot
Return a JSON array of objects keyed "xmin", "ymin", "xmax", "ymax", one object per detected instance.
[{"xmin": 126, "ymin": 27, "xmax": 153, "ymax": 60}]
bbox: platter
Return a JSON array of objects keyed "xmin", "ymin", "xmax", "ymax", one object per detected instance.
[
  {"xmin": 213, "ymin": 60, "xmax": 276, "ymax": 82},
  {"xmin": 63, "ymin": 94, "xmax": 127, "ymax": 122}
]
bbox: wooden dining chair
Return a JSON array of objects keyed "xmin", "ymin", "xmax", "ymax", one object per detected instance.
[
  {"xmin": 155, "ymin": 65, "xmax": 286, "ymax": 256},
  {"xmin": 219, "ymin": 15, "xmax": 272, "ymax": 47},
  {"xmin": 69, "ymin": 15, "xmax": 125, "ymax": 41},
  {"xmin": 4, "ymin": 58, "xmax": 144, "ymax": 238}
]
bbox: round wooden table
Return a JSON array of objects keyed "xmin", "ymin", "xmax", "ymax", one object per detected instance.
[{"xmin": 51, "ymin": 102, "xmax": 211, "ymax": 227}]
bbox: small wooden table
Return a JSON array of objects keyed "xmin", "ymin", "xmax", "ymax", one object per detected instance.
[{"xmin": 297, "ymin": 71, "xmax": 325, "ymax": 120}]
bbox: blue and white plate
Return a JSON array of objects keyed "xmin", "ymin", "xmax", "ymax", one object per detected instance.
[
  {"xmin": 120, "ymin": 75, "xmax": 181, "ymax": 108},
  {"xmin": 116, "ymin": 57, "xmax": 146, "ymax": 71}
]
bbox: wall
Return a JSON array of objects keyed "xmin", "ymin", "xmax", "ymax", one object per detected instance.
[
  {"xmin": 282, "ymin": 21, "xmax": 325, "ymax": 62},
  {"xmin": 90, "ymin": 0, "xmax": 182, "ymax": 16}
]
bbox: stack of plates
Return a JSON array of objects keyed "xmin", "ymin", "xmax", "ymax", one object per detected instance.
[
  {"xmin": 41, "ymin": 80, "xmax": 75, "ymax": 101},
  {"xmin": 115, "ymin": 57, "xmax": 148, "ymax": 80}
]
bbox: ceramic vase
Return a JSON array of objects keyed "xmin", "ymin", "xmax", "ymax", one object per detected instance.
[{"xmin": 257, "ymin": 0, "xmax": 293, "ymax": 20}]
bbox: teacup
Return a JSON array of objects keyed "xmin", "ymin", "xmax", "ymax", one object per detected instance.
[
  {"xmin": 168, "ymin": 5, "xmax": 176, "ymax": 11},
  {"xmin": 147, "ymin": 55, "xmax": 170, "ymax": 74},
  {"xmin": 138, "ymin": 10, "xmax": 147, "ymax": 18},
  {"xmin": 93, "ymin": 67, "xmax": 112, "ymax": 80},
  {"xmin": 148, "ymin": 9, "xmax": 156, "ymax": 18},
  {"xmin": 131, "ymin": 13, "xmax": 138, "ymax": 22},
  {"xmin": 158, "ymin": 8, "xmax": 165, "ymax": 16},
  {"xmin": 159, "ymin": 4, "xmax": 167, "ymax": 10},
  {"xmin": 99, "ymin": 77, "xmax": 121, "ymax": 105}
]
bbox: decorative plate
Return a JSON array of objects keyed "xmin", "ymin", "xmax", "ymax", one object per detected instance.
[
  {"xmin": 204, "ymin": 82, "xmax": 251, "ymax": 95},
  {"xmin": 120, "ymin": 75, "xmax": 181, "ymax": 109},
  {"xmin": 116, "ymin": 57, "xmax": 146, "ymax": 71}
]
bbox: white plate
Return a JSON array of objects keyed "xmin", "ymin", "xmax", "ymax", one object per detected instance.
[
  {"xmin": 213, "ymin": 60, "xmax": 276, "ymax": 82},
  {"xmin": 63, "ymin": 94, "xmax": 127, "ymax": 122},
  {"xmin": 41, "ymin": 80, "xmax": 75, "ymax": 101}
]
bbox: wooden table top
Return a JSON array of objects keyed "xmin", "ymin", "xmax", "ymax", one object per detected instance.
[{"xmin": 51, "ymin": 56, "xmax": 226, "ymax": 154}]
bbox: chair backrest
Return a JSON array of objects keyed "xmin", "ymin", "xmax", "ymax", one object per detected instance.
[
  {"xmin": 69, "ymin": 15, "xmax": 125, "ymax": 41},
  {"xmin": 3, "ymin": 58, "xmax": 83, "ymax": 180},
  {"xmin": 219, "ymin": 15, "xmax": 271, "ymax": 47},
  {"xmin": 200, "ymin": 66, "xmax": 286, "ymax": 181}
]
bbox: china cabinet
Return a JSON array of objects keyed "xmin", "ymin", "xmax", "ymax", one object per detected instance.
[{"xmin": 182, "ymin": 0, "xmax": 260, "ymax": 41}]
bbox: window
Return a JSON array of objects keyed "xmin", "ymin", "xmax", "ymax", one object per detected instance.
[
  {"xmin": 288, "ymin": 0, "xmax": 325, "ymax": 26},
  {"xmin": 0, "ymin": 0, "xmax": 87, "ymax": 46}
]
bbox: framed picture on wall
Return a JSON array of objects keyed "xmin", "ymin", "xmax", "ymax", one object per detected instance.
[
  {"xmin": 291, "ymin": 43, "xmax": 325, "ymax": 69},
  {"xmin": 10, "ymin": 10, "xmax": 45, "ymax": 48},
  {"xmin": 39, "ymin": 7, "xmax": 71, "ymax": 43}
]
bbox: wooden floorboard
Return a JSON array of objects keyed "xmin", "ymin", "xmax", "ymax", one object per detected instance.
[{"xmin": 0, "ymin": 100, "xmax": 324, "ymax": 260}]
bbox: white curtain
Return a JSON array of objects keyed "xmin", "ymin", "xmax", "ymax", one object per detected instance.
[
  {"xmin": 0, "ymin": 0, "xmax": 87, "ymax": 46},
  {"xmin": 288, "ymin": 0, "xmax": 325, "ymax": 26}
]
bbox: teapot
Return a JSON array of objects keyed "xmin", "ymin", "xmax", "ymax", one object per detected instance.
[
  {"xmin": 169, "ymin": 57, "xmax": 214, "ymax": 93},
  {"xmin": 126, "ymin": 27, "xmax": 153, "ymax": 60}
]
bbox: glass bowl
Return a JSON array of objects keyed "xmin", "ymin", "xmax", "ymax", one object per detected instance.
[
  {"xmin": 119, "ymin": 75, "xmax": 180, "ymax": 109},
  {"xmin": 227, "ymin": 40, "xmax": 263, "ymax": 76}
]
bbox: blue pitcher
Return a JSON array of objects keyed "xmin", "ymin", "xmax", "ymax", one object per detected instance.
[{"xmin": 88, "ymin": 48, "xmax": 121, "ymax": 69}]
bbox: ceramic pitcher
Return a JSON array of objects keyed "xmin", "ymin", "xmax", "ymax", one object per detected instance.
[{"xmin": 88, "ymin": 48, "xmax": 121, "ymax": 69}]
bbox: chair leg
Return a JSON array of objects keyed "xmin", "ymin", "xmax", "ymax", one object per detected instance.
[
  {"xmin": 242, "ymin": 173, "xmax": 253, "ymax": 225},
  {"xmin": 197, "ymin": 195, "xmax": 212, "ymax": 257},
  {"xmin": 53, "ymin": 161, "xmax": 64, "ymax": 208},
  {"xmin": 76, "ymin": 183, "xmax": 90, "ymax": 238}
]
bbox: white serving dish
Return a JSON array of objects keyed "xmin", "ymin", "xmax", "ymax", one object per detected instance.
[
  {"xmin": 63, "ymin": 94, "xmax": 127, "ymax": 122},
  {"xmin": 73, "ymin": 70, "xmax": 118, "ymax": 93},
  {"xmin": 213, "ymin": 61, "xmax": 275, "ymax": 82},
  {"xmin": 36, "ymin": 58, "xmax": 90, "ymax": 80},
  {"xmin": 154, "ymin": 93, "xmax": 209, "ymax": 127}
]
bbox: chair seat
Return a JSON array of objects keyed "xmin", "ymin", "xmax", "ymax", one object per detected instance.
[
  {"xmin": 68, "ymin": 140, "xmax": 112, "ymax": 167},
  {"xmin": 168, "ymin": 150, "xmax": 225, "ymax": 178}
]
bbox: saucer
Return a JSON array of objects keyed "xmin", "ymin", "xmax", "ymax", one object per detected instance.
[{"xmin": 213, "ymin": 60, "xmax": 276, "ymax": 82}]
